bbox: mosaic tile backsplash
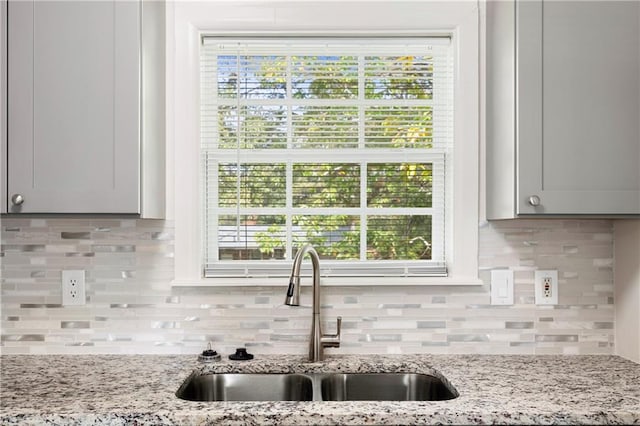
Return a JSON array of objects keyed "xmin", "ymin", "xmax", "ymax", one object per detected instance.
[{"xmin": 1, "ymin": 218, "xmax": 614, "ymax": 355}]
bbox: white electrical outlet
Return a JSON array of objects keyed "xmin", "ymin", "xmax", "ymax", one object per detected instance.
[
  {"xmin": 534, "ymin": 270, "xmax": 558, "ymax": 305},
  {"xmin": 62, "ymin": 270, "xmax": 86, "ymax": 306}
]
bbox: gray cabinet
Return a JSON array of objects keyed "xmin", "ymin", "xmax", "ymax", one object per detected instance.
[
  {"xmin": 2, "ymin": 0, "xmax": 165, "ymax": 216},
  {"xmin": 487, "ymin": 0, "xmax": 640, "ymax": 218}
]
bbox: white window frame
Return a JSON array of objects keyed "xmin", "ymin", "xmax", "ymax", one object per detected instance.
[{"xmin": 169, "ymin": 0, "xmax": 481, "ymax": 286}]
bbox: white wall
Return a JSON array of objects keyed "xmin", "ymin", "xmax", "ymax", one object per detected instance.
[{"xmin": 614, "ymin": 220, "xmax": 640, "ymax": 363}]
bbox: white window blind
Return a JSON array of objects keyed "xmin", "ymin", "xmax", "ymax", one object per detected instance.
[{"xmin": 200, "ymin": 37, "xmax": 453, "ymax": 278}]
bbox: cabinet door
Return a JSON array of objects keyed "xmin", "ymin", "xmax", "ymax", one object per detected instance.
[
  {"xmin": 7, "ymin": 0, "xmax": 140, "ymax": 213},
  {"xmin": 516, "ymin": 0, "xmax": 640, "ymax": 215}
]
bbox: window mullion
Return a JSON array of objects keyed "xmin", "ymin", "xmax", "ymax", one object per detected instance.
[
  {"xmin": 234, "ymin": 51, "xmax": 242, "ymax": 247},
  {"xmin": 358, "ymin": 54, "xmax": 365, "ymax": 150},
  {"xmin": 360, "ymin": 160, "xmax": 368, "ymax": 261},
  {"xmin": 358, "ymin": 54, "xmax": 367, "ymax": 261},
  {"xmin": 285, "ymin": 53, "xmax": 293, "ymax": 260},
  {"xmin": 286, "ymin": 160, "xmax": 293, "ymax": 259}
]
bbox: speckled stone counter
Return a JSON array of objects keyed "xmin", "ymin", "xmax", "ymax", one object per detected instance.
[{"xmin": 1, "ymin": 354, "xmax": 639, "ymax": 425}]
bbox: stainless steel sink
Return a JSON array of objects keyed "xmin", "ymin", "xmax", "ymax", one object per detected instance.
[
  {"xmin": 176, "ymin": 372, "xmax": 457, "ymax": 402},
  {"xmin": 175, "ymin": 372, "xmax": 313, "ymax": 401},
  {"xmin": 320, "ymin": 373, "xmax": 458, "ymax": 401}
]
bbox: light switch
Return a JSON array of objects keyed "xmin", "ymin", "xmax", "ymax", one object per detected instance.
[{"xmin": 491, "ymin": 269, "xmax": 514, "ymax": 305}]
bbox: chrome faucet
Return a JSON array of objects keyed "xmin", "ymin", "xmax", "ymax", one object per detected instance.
[{"xmin": 284, "ymin": 244, "xmax": 341, "ymax": 362}]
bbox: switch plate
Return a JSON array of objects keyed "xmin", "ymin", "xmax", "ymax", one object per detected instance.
[
  {"xmin": 491, "ymin": 269, "xmax": 514, "ymax": 305},
  {"xmin": 534, "ymin": 270, "xmax": 558, "ymax": 305}
]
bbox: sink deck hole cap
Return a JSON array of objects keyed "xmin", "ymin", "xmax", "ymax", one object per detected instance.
[{"xmin": 229, "ymin": 348, "xmax": 254, "ymax": 361}]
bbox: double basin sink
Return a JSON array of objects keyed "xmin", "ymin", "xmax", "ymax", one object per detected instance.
[{"xmin": 176, "ymin": 372, "xmax": 458, "ymax": 402}]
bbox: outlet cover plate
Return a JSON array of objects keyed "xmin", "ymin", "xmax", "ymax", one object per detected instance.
[
  {"xmin": 534, "ymin": 270, "xmax": 558, "ymax": 305},
  {"xmin": 62, "ymin": 270, "xmax": 86, "ymax": 306}
]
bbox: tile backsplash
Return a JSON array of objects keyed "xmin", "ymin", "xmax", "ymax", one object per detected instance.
[{"xmin": 1, "ymin": 218, "xmax": 614, "ymax": 355}]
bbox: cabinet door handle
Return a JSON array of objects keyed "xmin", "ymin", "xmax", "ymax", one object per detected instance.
[
  {"xmin": 528, "ymin": 195, "xmax": 541, "ymax": 206},
  {"xmin": 11, "ymin": 194, "xmax": 25, "ymax": 206}
]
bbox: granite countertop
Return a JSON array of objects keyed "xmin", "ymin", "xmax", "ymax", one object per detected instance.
[{"xmin": 1, "ymin": 354, "xmax": 639, "ymax": 425}]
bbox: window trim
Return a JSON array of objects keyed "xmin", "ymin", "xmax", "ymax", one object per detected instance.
[{"xmin": 169, "ymin": 1, "xmax": 481, "ymax": 286}]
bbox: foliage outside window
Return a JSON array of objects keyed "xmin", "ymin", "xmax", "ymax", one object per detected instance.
[{"xmin": 201, "ymin": 38, "xmax": 453, "ymax": 278}]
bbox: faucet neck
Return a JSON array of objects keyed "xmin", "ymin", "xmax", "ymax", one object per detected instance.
[
  {"xmin": 290, "ymin": 245, "xmax": 321, "ymax": 315},
  {"xmin": 286, "ymin": 244, "xmax": 340, "ymax": 362}
]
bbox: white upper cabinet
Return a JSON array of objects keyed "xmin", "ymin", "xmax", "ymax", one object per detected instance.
[
  {"xmin": 3, "ymin": 0, "xmax": 165, "ymax": 216},
  {"xmin": 487, "ymin": 0, "xmax": 640, "ymax": 218}
]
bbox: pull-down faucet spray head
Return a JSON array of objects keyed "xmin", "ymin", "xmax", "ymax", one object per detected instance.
[
  {"xmin": 284, "ymin": 245, "xmax": 308, "ymax": 306},
  {"xmin": 285, "ymin": 275, "xmax": 300, "ymax": 306}
]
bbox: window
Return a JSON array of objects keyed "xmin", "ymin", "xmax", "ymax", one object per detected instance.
[
  {"xmin": 200, "ymin": 38, "xmax": 453, "ymax": 278},
  {"xmin": 171, "ymin": 1, "xmax": 480, "ymax": 286}
]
